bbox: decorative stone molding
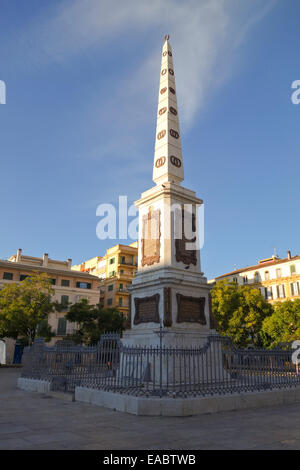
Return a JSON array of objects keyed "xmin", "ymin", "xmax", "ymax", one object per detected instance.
[
  {"xmin": 175, "ymin": 208, "xmax": 197, "ymax": 266},
  {"xmin": 163, "ymin": 287, "xmax": 172, "ymax": 327},
  {"xmin": 141, "ymin": 208, "xmax": 161, "ymax": 267}
]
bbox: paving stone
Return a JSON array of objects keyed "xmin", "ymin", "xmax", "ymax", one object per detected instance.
[{"xmin": 2, "ymin": 369, "xmax": 300, "ymax": 450}]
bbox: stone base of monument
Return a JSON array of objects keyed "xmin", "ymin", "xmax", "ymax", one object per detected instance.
[{"xmin": 75, "ymin": 386, "xmax": 300, "ymax": 416}]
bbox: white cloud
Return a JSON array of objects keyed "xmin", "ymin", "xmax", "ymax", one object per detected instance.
[{"xmin": 39, "ymin": 0, "xmax": 276, "ymax": 128}]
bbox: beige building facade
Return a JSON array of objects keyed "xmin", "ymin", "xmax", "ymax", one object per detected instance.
[
  {"xmin": 72, "ymin": 242, "xmax": 138, "ymax": 319},
  {"xmin": 0, "ymin": 249, "xmax": 99, "ymax": 362},
  {"xmin": 210, "ymin": 251, "xmax": 300, "ymax": 303}
]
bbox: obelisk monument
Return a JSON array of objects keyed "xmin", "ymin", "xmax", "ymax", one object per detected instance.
[{"xmin": 123, "ymin": 35, "xmax": 213, "ymax": 348}]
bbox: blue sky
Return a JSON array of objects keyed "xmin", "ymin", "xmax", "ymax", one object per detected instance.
[{"xmin": 0, "ymin": 0, "xmax": 299, "ymax": 279}]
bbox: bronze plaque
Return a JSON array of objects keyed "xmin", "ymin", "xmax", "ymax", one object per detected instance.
[
  {"xmin": 175, "ymin": 208, "xmax": 197, "ymax": 266},
  {"xmin": 160, "ymin": 87, "xmax": 167, "ymax": 94},
  {"xmin": 169, "ymin": 87, "xmax": 176, "ymax": 94},
  {"xmin": 170, "ymin": 106, "xmax": 177, "ymax": 115},
  {"xmin": 168, "ymin": 51, "xmax": 172, "ymax": 57},
  {"xmin": 159, "ymin": 107, "xmax": 167, "ymax": 116},
  {"xmin": 170, "ymin": 129, "xmax": 179, "ymax": 139},
  {"xmin": 157, "ymin": 130, "xmax": 166, "ymax": 140},
  {"xmin": 141, "ymin": 208, "xmax": 161, "ymax": 267},
  {"xmin": 169, "ymin": 68, "xmax": 174, "ymax": 75},
  {"xmin": 163, "ymin": 287, "xmax": 172, "ymax": 327},
  {"xmin": 176, "ymin": 294, "xmax": 206, "ymax": 324},
  {"xmin": 134, "ymin": 294, "xmax": 160, "ymax": 325}
]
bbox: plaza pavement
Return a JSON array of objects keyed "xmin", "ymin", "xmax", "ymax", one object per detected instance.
[{"xmin": 1, "ymin": 368, "xmax": 300, "ymax": 450}]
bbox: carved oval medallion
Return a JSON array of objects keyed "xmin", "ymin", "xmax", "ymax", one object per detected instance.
[
  {"xmin": 169, "ymin": 87, "xmax": 176, "ymax": 94},
  {"xmin": 169, "ymin": 68, "xmax": 174, "ymax": 75},
  {"xmin": 155, "ymin": 156, "xmax": 166, "ymax": 168},
  {"xmin": 160, "ymin": 87, "xmax": 167, "ymax": 94},
  {"xmin": 161, "ymin": 69, "xmax": 167, "ymax": 76},
  {"xmin": 159, "ymin": 107, "xmax": 167, "ymax": 116},
  {"xmin": 168, "ymin": 51, "xmax": 172, "ymax": 57},
  {"xmin": 170, "ymin": 156, "xmax": 182, "ymax": 167},
  {"xmin": 170, "ymin": 106, "xmax": 177, "ymax": 115},
  {"xmin": 170, "ymin": 129, "xmax": 179, "ymax": 139},
  {"xmin": 157, "ymin": 130, "xmax": 166, "ymax": 140}
]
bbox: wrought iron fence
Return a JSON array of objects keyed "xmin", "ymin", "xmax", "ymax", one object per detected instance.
[{"xmin": 21, "ymin": 334, "xmax": 300, "ymax": 397}]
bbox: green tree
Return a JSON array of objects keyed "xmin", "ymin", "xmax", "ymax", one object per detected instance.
[
  {"xmin": 211, "ymin": 280, "xmax": 274, "ymax": 348},
  {"xmin": 0, "ymin": 272, "xmax": 55, "ymax": 345},
  {"xmin": 66, "ymin": 299, "xmax": 125, "ymax": 345},
  {"xmin": 261, "ymin": 299, "xmax": 300, "ymax": 348}
]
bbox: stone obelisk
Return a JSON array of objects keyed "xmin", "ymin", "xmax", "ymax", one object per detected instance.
[{"xmin": 123, "ymin": 35, "xmax": 213, "ymax": 348}]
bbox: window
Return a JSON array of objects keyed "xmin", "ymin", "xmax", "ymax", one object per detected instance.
[
  {"xmin": 265, "ymin": 287, "xmax": 273, "ymax": 300},
  {"xmin": 61, "ymin": 279, "xmax": 70, "ymax": 287},
  {"xmin": 290, "ymin": 265, "xmax": 296, "ymax": 275},
  {"xmin": 109, "ymin": 258, "xmax": 115, "ymax": 265},
  {"xmin": 51, "ymin": 279, "xmax": 56, "ymax": 285},
  {"xmin": 119, "ymin": 283, "xmax": 123, "ymax": 291},
  {"xmin": 254, "ymin": 272, "xmax": 259, "ymax": 283},
  {"xmin": 291, "ymin": 282, "xmax": 300, "ymax": 297},
  {"xmin": 109, "ymin": 271, "xmax": 116, "ymax": 277},
  {"xmin": 3, "ymin": 272, "xmax": 13, "ymax": 280},
  {"xmin": 20, "ymin": 274, "xmax": 30, "ymax": 281},
  {"xmin": 121, "ymin": 256, "xmax": 125, "ymax": 264},
  {"xmin": 243, "ymin": 276, "xmax": 248, "ymax": 284},
  {"xmin": 232, "ymin": 277, "xmax": 238, "ymax": 283},
  {"xmin": 57, "ymin": 317, "xmax": 67, "ymax": 336},
  {"xmin": 265, "ymin": 271, "xmax": 270, "ymax": 281},
  {"xmin": 119, "ymin": 297, "xmax": 123, "ymax": 306},
  {"xmin": 276, "ymin": 268, "xmax": 281, "ymax": 279},
  {"xmin": 107, "ymin": 298, "xmax": 113, "ymax": 306},
  {"xmin": 277, "ymin": 285, "xmax": 285, "ymax": 298},
  {"xmin": 108, "ymin": 284, "xmax": 113, "ymax": 291},
  {"xmin": 120, "ymin": 270, "xmax": 124, "ymax": 274},
  {"xmin": 76, "ymin": 282, "xmax": 91, "ymax": 289},
  {"xmin": 61, "ymin": 295, "xmax": 69, "ymax": 309}
]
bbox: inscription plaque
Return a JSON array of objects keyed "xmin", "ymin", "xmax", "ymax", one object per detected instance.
[
  {"xmin": 176, "ymin": 294, "xmax": 206, "ymax": 324},
  {"xmin": 134, "ymin": 294, "xmax": 160, "ymax": 325},
  {"xmin": 163, "ymin": 287, "xmax": 172, "ymax": 327},
  {"xmin": 141, "ymin": 208, "xmax": 161, "ymax": 267}
]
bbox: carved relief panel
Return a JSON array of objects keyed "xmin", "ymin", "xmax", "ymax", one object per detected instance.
[{"xmin": 176, "ymin": 294, "xmax": 206, "ymax": 324}]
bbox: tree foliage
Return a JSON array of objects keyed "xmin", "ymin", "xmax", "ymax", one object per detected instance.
[
  {"xmin": 261, "ymin": 299, "xmax": 300, "ymax": 348},
  {"xmin": 0, "ymin": 273, "xmax": 55, "ymax": 345},
  {"xmin": 66, "ymin": 299, "xmax": 125, "ymax": 345},
  {"xmin": 211, "ymin": 280, "xmax": 274, "ymax": 348}
]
